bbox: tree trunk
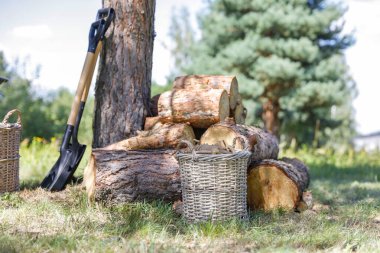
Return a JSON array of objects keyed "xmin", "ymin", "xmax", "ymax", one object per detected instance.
[
  {"xmin": 247, "ymin": 158, "xmax": 310, "ymax": 211},
  {"xmin": 200, "ymin": 119, "xmax": 279, "ymax": 162},
  {"xmin": 104, "ymin": 123, "xmax": 195, "ymax": 150},
  {"xmin": 85, "ymin": 149, "xmax": 181, "ymax": 203},
  {"xmin": 158, "ymin": 89, "xmax": 229, "ymax": 128},
  {"xmin": 262, "ymin": 99, "xmax": 280, "ymax": 137},
  {"xmin": 173, "ymin": 75, "xmax": 239, "ymax": 110},
  {"xmin": 93, "ymin": 0, "xmax": 156, "ymax": 148}
]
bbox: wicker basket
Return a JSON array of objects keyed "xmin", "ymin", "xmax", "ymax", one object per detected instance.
[
  {"xmin": 0, "ymin": 109, "xmax": 22, "ymax": 193},
  {"xmin": 176, "ymin": 139, "xmax": 251, "ymax": 223}
]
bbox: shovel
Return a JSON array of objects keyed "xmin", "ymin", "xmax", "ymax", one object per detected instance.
[
  {"xmin": 0, "ymin": 77, "xmax": 8, "ymax": 84},
  {"xmin": 41, "ymin": 8, "xmax": 115, "ymax": 191}
]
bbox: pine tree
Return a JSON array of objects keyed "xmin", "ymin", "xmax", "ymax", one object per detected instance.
[{"xmin": 174, "ymin": 0, "xmax": 356, "ymax": 146}]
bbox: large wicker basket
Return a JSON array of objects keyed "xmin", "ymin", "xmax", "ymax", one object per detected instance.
[
  {"xmin": 176, "ymin": 139, "xmax": 251, "ymax": 223},
  {"xmin": 0, "ymin": 109, "xmax": 22, "ymax": 193}
]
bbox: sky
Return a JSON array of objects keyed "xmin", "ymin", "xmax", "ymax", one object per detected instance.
[{"xmin": 0, "ymin": 0, "xmax": 378, "ymax": 135}]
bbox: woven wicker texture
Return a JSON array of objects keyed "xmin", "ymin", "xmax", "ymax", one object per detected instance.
[
  {"xmin": 0, "ymin": 109, "xmax": 21, "ymax": 193},
  {"xmin": 176, "ymin": 139, "xmax": 251, "ymax": 223}
]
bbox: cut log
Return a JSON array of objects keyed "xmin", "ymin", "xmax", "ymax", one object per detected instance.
[
  {"xmin": 200, "ymin": 119, "xmax": 279, "ymax": 162},
  {"xmin": 85, "ymin": 149, "xmax": 181, "ymax": 203},
  {"xmin": 173, "ymin": 75, "xmax": 239, "ymax": 110},
  {"xmin": 144, "ymin": 116, "xmax": 161, "ymax": 130},
  {"xmin": 104, "ymin": 123, "xmax": 195, "ymax": 150},
  {"xmin": 247, "ymin": 158, "xmax": 310, "ymax": 211},
  {"xmin": 158, "ymin": 89, "xmax": 229, "ymax": 128}
]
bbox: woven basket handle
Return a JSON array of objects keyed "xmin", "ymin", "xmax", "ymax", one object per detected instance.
[
  {"xmin": 232, "ymin": 137, "xmax": 249, "ymax": 151},
  {"xmin": 177, "ymin": 140, "xmax": 199, "ymax": 160},
  {"xmin": 2, "ymin": 109, "xmax": 22, "ymax": 125}
]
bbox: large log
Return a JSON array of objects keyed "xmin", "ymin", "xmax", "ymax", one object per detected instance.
[
  {"xmin": 200, "ymin": 119, "xmax": 279, "ymax": 162},
  {"xmin": 173, "ymin": 75, "xmax": 239, "ymax": 110},
  {"xmin": 247, "ymin": 158, "xmax": 310, "ymax": 211},
  {"xmin": 158, "ymin": 89, "xmax": 229, "ymax": 128},
  {"xmin": 84, "ymin": 149, "xmax": 181, "ymax": 203},
  {"xmin": 104, "ymin": 123, "xmax": 195, "ymax": 150}
]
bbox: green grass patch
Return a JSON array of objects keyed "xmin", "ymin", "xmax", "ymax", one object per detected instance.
[{"xmin": 0, "ymin": 142, "xmax": 379, "ymax": 252}]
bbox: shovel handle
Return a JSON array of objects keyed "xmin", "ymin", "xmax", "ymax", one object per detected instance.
[
  {"xmin": 67, "ymin": 8, "xmax": 114, "ymax": 126},
  {"xmin": 67, "ymin": 52, "xmax": 98, "ymax": 126},
  {"xmin": 81, "ymin": 41, "xmax": 102, "ymax": 102}
]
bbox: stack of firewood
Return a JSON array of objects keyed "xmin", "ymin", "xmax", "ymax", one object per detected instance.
[{"xmin": 84, "ymin": 75, "xmax": 311, "ymax": 212}]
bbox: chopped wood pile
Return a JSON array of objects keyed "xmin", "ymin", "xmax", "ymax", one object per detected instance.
[{"xmin": 84, "ymin": 75, "xmax": 311, "ymax": 212}]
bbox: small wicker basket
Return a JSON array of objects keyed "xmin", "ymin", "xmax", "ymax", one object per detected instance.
[
  {"xmin": 176, "ymin": 139, "xmax": 251, "ymax": 223},
  {"xmin": 0, "ymin": 109, "xmax": 22, "ymax": 193}
]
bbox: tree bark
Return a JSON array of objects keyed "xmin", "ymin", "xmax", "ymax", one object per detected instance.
[
  {"xmin": 93, "ymin": 0, "xmax": 155, "ymax": 148},
  {"xmin": 104, "ymin": 123, "xmax": 195, "ymax": 150},
  {"xmin": 158, "ymin": 89, "xmax": 229, "ymax": 128},
  {"xmin": 247, "ymin": 158, "xmax": 310, "ymax": 211},
  {"xmin": 200, "ymin": 119, "xmax": 279, "ymax": 162},
  {"xmin": 262, "ymin": 99, "xmax": 280, "ymax": 137},
  {"xmin": 85, "ymin": 149, "xmax": 181, "ymax": 203}
]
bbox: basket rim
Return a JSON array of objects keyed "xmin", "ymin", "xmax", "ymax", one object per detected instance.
[
  {"xmin": 176, "ymin": 150, "xmax": 251, "ymax": 162},
  {"xmin": 0, "ymin": 123, "xmax": 22, "ymax": 129}
]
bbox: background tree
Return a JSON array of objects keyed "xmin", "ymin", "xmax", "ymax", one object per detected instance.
[
  {"xmin": 171, "ymin": 0, "xmax": 356, "ymax": 147},
  {"xmin": 93, "ymin": 0, "xmax": 156, "ymax": 148},
  {"xmin": 164, "ymin": 7, "xmax": 195, "ymax": 81},
  {"xmin": 0, "ymin": 52, "xmax": 54, "ymax": 139},
  {"xmin": 0, "ymin": 52, "xmax": 93, "ymax": 142}
]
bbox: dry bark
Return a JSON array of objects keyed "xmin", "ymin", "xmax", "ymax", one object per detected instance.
[
  {"xmin": 200, "ymin": 119, "xmax": 279, "ymax": 162},
  {"xmin": 104, "ymin": 123, "xmax": 195, "ymax": 150},
  {"xmin": 173, "ymin": 75, "xmax": 239, "ymax": 110},
  {"xmin": 93, "ymin": 0, "xmax": 155, "ymax": 148},
  {"xmin": 158, "ymin": 89, "xmax": 229, "ymax": 128},
  {"xmin": 85, "ymin": 149, "xmax": 181, "ymax": 203},
  {"xmin": 247, "ymin": 158, "xmax": 310, "ymax": 211}
]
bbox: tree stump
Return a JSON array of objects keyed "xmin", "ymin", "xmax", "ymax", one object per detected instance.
[{"xmin": 247, "ymin": 158, "xmax": 310, "ymax": 211}]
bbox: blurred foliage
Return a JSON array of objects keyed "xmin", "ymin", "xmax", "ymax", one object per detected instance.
[
  {"xmin": 169, "ymin": 0, "xmax": 357, "ymax": 148},
  {"xmin": 0, "ymin": 52, "xmax": 93, "ymax": 143},
  {"xmin": 151, "ymin": 80, "xmax": 171, "ymax": 97}
]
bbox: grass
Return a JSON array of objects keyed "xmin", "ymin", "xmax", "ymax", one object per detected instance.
[{"xmin": 0, "ymin": 139, "xmax": 379, "ymax": 252}]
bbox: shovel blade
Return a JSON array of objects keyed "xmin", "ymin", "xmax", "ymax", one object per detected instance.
[{"xmin": 40, "ymin": 143, "xmax": 86, "ymax": 191}]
